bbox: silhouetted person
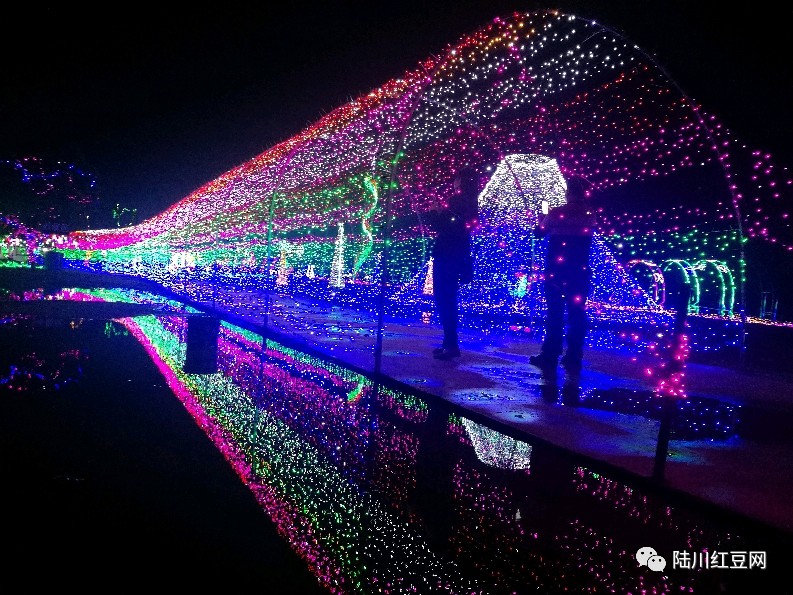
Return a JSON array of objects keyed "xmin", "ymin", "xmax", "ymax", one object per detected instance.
[
  {"xmin": 426, "ymin": 167, "xmax": 480, "ymax": 360},
  {"xmin": 530, "ymin": 175, "xmax": 597, "ymax": 372}
]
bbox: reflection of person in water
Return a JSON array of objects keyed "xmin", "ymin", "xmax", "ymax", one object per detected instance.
[
  {"xmin": 409, "ymin": 396, "xmax": 584, "ymax": 572},
  {"xmin": 539, "ymin": 365, "xmax": 583, "ymax": 406},
  {"xmin": 410, "ymin": 399, "xmax": 460, "ymax": 552}
]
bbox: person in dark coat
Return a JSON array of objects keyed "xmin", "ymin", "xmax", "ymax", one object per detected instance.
[
  {"xmin": 530, "ymin": 174, "xmax": 597, "ymax": 372},
  {"xmin": 426, "ymin": 167, "xmax": 480, "ymax": 360}
]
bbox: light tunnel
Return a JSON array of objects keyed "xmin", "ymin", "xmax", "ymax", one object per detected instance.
[{"xmin": 56, "ymin": 10, "xmax": 755, "ymax": 358}]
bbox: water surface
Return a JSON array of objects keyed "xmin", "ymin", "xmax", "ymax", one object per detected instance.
[{"xmin": 1, "ymin": 287, "xmax": 788, "ymax": 593}]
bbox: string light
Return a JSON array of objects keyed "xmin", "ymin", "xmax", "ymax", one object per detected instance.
[
  {"xmin": 44, "ymin": 11, "xmax": 791, "ymax": 376},
  {"xmin": 18, "ymin": 286, "xmax": 768, "ymax": 592}
]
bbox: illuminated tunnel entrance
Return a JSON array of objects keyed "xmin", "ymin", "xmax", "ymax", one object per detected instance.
[{"xmin": 53, "ymin": 9, "xmax": 788, "ymax": 371}]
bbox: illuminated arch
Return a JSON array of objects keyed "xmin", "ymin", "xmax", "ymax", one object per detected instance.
[
  {"xmin": 661, "ymin": 259, "xmax": 700, "ymax": 313},
  {"xmin": 692, "ymin": 259, "xmax": 736, "ymax": 316}
]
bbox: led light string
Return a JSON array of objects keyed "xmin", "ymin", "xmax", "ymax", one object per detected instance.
[{"xmin": 38, "ymin": 9, "xmax": 790, "ymax": 368}]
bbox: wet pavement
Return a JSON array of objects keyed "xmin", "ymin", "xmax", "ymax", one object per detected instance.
[{"xmin": 167, "ymin": 283, "xmax": 793, "ymax": 536}]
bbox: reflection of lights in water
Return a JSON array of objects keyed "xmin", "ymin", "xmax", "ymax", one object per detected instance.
[
  {"xmin": 0, "ymin": 319, "xmax": 86, "ymax": 392},
  {"xmin": 115, "ymin": 311, "xmax": 480, "ymax": 593},
  {"xmin": 461, "ymin": 417, "xmax": 532, "ymax": 470},
  {"xmin": 37, "ymin": 287, "xmax": 785, "ymax": 592}
]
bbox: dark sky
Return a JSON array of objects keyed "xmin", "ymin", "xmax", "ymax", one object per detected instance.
[{"xmin": 2, "ymin": 1, "xmax": 791, "ymax": 220}]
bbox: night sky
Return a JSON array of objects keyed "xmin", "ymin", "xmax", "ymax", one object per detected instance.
[{"xmin": 2, "ymin": 1, "xmax": 791, "ymax": 220}]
